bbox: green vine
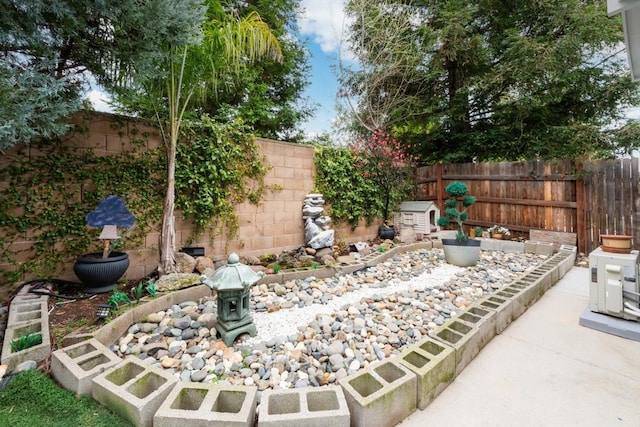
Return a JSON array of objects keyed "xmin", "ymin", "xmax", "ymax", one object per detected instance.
[
  {"xmin": 313, "ymin": 145, "xmax": 383, "ymax": 230},
  {"xmin": 0, "ymin": 114, "xmax": 276, "ymax": 290},
  {"xmin": 0, "ymin": 123, "xmax": 165, "ymax": 284},
  {"xmin": 175, "ymin": 116, "xmax": 274, "ymax": 242}
]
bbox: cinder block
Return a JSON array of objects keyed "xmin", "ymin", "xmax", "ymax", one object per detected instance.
[
  {"xmin": 476, "ymin": 294, "xmax": 513, "ymax": 334},
  {"xmin": 499, "ymin": 240, "xmax": 524, "ymax": 253},
  {"xmin": 92, "ymin": 356, "xmax": 178, "ymax": 427},
  {"xmin": 555, "ymin": 249, "xmax": 576, "ymax": 277},
  {"xmin": 522, "ymin": 268, "xmax": 553, "ymax": 292},
  {"xmin": 398, "ymin": 337, "xmax": 455, "ymax": 409},
  {"xmin": 480, "ymin": 239, "xmax": 501, "ymax": 251},
  {"xmin": 429, "ymin": 314, "xmax": 493, "ymax": 376},
  {"xmin": 457, "ymin": 304, "xmax": 497, "ymax": 345},
  {"xmin": 336, "ymin": 262, "xmax": 365, "ymax": 275},
  {"xmin": 559, "ymin": 244, "xmax": 577, "ymax": 254},
  {"xmin": 7, "ymin": 300, "xmax": 47, "ymax": 327},
  {"xmin": 258, "ymin": 386, "xmax": 350, "ymax": 427},
  {"xmin": 340, "ymin": 359, "xmax": 417, "ymax": 427},
  {"xmin": 532, "ymin": 262, "xmax": 559, "ymax": 290},
  {"xmin": 524, "ymin": 240, "xmax": 537, "ymax": 253},
  {"xmin": 12, "ymin": 292, "xmax": 48, "ymax": 305},
  {"xmin": 1, "ymin": 318, "xmax": 51, "ymax": 369},
  {"xmin": 51, "ymin": 338, "xmax": 121, "ymax": 395},
  {"xmin": 501, "ymin": 279, "xmax": 545, "ymax": 316},
  {"xmin": 535, "ymin": 241, "xmax": 555, "ymax": 256},
  {"xmin": 155, "ymin": 382, "xmax": 257, "ymax": 427}
]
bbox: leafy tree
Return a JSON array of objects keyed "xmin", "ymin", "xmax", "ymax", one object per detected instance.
[
  {"xmin": 206, "ymin": 0, "xmax": 315, "ymax": 142},
  {"xmin": 0, "ymin": 0, "xmax": 204, "ymax": 151},
  {"xmin": 342, "ymin": 0, "xmax": 640, "ymax": 161},
  {"xmin": 339, "ymin": 0, "xmax": 427, "ymax": 133},
  {"xmin": 117, "ymin": 3, "xmax": 282, "ymax": 274}
]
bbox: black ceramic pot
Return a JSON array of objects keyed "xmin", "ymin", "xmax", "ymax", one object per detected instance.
[
  {"xmin": 74, "ymin": 251, "xmax": 130, "ymax": 294},
  {"xmin": 378, "ymin": 225, "xmax": 395, "ymax": 240}
]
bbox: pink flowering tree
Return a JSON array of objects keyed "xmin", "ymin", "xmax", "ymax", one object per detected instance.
[{"xmin": 349, "ymin": 130, "xmax": 417, "ymax": 225}]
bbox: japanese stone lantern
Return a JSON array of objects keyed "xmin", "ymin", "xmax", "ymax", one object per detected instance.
[{"xmin": 200, "ymin": 253, "xmax": 264, "ymax": 346}]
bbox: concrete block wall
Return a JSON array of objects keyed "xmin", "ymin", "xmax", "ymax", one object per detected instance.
[{"xmin": 0, "ymin": 112, "xmax": 383, "ymax": 287}]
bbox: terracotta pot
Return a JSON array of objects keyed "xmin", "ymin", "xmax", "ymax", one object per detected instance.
[
  {"xmin": 491, "ymin": 233, "xmax": 503, "ymax": 240},
  {"xmin": 600, "ymin": 234, "xmax": 632, "ymax": 253}
]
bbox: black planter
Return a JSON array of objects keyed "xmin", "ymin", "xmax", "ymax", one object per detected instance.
[
  {"xmin": 74, "ymin": 251, "xmax": 130, "ymax": 294},
  {"xmin": 379, "ymin": 225, "xmax": 395, "ymax": 240}
]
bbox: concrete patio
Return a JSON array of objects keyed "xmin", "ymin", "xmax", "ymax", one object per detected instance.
[{"xmin": 399, "ymin": 266, "xmax": 640, "ymax": 426}]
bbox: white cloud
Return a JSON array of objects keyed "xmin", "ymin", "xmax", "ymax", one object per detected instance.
[
  {"xmin": 298, "ymin": 0, "xmax": 353, "ymax": 59},
  {"xmin": 86, "ymin": 89, "xmax": 113, "ymax": 113}
]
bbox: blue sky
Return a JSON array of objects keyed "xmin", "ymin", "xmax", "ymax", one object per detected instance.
[{"xmin": 296, "ymin": 0, "xmax": 351, "ymax": 138}]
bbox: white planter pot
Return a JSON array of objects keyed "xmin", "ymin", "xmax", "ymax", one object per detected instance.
[{"xmin": 441, "ymin": 238, "xmax": 481, "ymax": 267}]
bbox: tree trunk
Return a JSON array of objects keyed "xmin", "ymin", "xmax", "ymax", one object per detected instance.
[{"xmin": 159, "ymin": 130, "xmax": 178, "ymax": 275}]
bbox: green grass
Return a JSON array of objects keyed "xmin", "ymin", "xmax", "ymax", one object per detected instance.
[{"xmin": 0, "ymin": 370, "xmax": 132, "ymax": 427}]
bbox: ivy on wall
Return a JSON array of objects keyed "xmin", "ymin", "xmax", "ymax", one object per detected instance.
[
  {"xmin": 313, "ymin": 141, "xmax": 416, "ymax": 231},
  {"xmin": 313, "ymin": 145, "xmax": 382, "ymax": 230},
  {"xmin": 0, "ymin": 114, "xmax": 274, "ymax": 286},
  {"xmin": 175, "ymin": 116, "xmax": 275, "ymax": 243},
  {"xmin": 0, "ymin": 128, "xmax": 165, "ymax": 284}
]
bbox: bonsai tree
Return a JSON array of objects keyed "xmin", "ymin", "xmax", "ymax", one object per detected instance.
[
  {"xmin": 85, "ymin": 195, "xmax": 136, "ymax": 258},
  {"xmin": 437, "ymin": 181, "xmax": 476, "ymax": 241}
]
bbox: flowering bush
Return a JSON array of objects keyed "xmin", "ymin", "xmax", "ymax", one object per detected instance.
[
  {"xmin": 488, "ymin": 225, "xmax": 510, "ymax": 236},
  {"xmin": 349, "ymin": 130, "xmax": 417, "ymax": 224}
]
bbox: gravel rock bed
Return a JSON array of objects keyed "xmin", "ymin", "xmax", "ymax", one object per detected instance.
[{"xmin": 110, "ymin": 247, "xmax": 548, "ymax": 390}]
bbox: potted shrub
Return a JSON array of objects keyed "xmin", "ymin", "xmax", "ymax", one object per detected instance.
[
  {"xmin": 488, "ymin": 225, "xmax": 510, "ymax": 240},
  {"xmin": 471, "ymin": 226, "xmax": 484, "ymax": 238},
  {"xmin": 436, "ymin": 181, "xmax": 481, "ymax": 266},
  {"xmin": 73, "ymin": 196, "xmax": 136, "ymax": 294}
]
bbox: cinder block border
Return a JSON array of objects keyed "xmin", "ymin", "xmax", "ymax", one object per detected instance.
[
  {"xmin": 258, "ymin": 385, "xmax": 350, "ymax": 427},
  {"xmin": 155, "ymin": 382, "xmax": 258, "ymax": 427},
  {"xmin": 339, "ymin": 358, "xmax": 417, "ymax": 427},
  {"xmin": 40, "ymin": 246, "xmax": 573, "ymax": 427},
  {"xmin": 92, "ymin": 356, "xmax": 178, "ymax": 427},
  {"xmin": 398, "ymin": 337, "xmax": 455, "ymax": 410},
  {"xmin": 51, "ymin": 338, "xmax": 121, "ymax": 395}
]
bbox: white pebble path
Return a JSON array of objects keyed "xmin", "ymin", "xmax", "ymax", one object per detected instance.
[{"xmin": 248, "ymin": 263, "xmax": 465, "ymax": 344}]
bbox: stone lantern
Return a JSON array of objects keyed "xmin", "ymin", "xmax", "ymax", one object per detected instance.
[{"xmin": 200, "ymin": 253, "xmax": 263, "ymax": 346}]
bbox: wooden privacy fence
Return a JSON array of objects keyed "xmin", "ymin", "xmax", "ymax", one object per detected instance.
[{"xmin": 415, "ymin": 158, "xmax": 640, "ymax": 254}]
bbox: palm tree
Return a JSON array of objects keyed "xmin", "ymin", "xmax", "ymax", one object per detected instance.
[{"xmin": 139, "ymin": 8, "xmax": 282, "ymax": 274}]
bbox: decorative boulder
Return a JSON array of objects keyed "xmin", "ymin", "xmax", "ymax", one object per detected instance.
[
  {"xmin": 175, "ymin": 252, "xmax": 197, "ymax": 273},
  {"xmin": 309, "ymin": 229, "xmax": 335, "ymax": 249}
]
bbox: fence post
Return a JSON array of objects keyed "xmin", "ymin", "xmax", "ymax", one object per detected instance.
[
  {"xmin": 575, "ymin": 161, "xmax": 586, "ymax": 254},
  {"xmin": 436, "ymin": 164, "xmax": 443, "ymax": 210}
]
